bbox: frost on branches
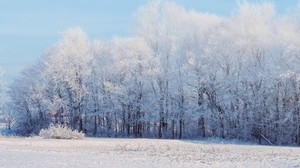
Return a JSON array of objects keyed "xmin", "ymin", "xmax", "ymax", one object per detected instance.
[
  {"xmin": 6, "ymin": 1, "xmax": 300, "ymax": 145},
  {"xmin": 39, "ymin": 124, "xmax": 84, "ymax": 139}
]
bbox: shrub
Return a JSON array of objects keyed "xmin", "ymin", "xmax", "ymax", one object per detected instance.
[
  {"xmin": 39, "ymin": 124, "xmax": 84, "ymax": 139},
  {"xmin": 1, "ymin": 129, "xmax": 16, "ymax": 137}
]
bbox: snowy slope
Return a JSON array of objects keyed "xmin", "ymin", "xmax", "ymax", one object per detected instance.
[{"xmin": 0, "ymin": 137, "xmax": 299, "ymax": 168}]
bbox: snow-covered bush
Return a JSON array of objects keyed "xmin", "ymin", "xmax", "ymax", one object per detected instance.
[{"xmin": 39, "ymin": 124, "xmax": 84, "ymax": 139}]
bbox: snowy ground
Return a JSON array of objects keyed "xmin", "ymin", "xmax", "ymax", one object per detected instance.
[{"xmin": 0, "ymin": 137, "xmax": 299, "ymax": 168}]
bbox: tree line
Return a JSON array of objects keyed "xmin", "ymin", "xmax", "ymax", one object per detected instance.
[{"xmin": 4, "ymin": 1, "xmax": 300, "ymax": 145}]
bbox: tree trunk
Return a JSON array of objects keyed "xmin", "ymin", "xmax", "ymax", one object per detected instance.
[
  {"xmin": 198, "ymin": 117, "xmax": 206, "ymax": 138},
  {"xmin": 179, "ymin": 119, "xmax": 183, "ymax": 139},
  {"xmin": 79, "ymin": 117, "xmax": 83, "ymax": 132},
  {"xmin": 93, "ymin": 116, "xmax": 97, "ymax": 136}
]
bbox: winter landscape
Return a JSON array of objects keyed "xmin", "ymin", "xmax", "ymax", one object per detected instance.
[{"xmin": 1, "ymin": 0, "xmax": 300, "ymax": 167}]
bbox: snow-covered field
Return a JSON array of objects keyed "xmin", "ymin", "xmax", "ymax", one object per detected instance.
[{"xmin": 0, "ymin": 137, "xmax": 299, "ymax": 168}]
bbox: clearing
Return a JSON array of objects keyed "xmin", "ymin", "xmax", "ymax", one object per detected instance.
[{"xmin": 0, "ymin": 137, "xmax": 299, "ymax": 168}]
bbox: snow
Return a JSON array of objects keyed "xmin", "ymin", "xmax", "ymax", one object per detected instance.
[{"xmin": 0, "ymin": 137, "xmax": 299, "ymax": 168}]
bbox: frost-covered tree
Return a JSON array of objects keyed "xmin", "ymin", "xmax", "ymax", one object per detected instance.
[
  {"xmin": 110, "ymin": 37, "xmax": 155, "ymax": 137},
  {"xmin": 7, "ymin": 64, "xmax": 49, "ymax": 135},
  {"xmin": 43, "ymin": 28, "xmax": 92, "ymax": 132},
  {"xmin": 134, "ymin": 0, "xmax": 188, "ymax": 138},
  {"xmin": 7, "ymin": 1, "xmax": 300, "ymax": 145}
]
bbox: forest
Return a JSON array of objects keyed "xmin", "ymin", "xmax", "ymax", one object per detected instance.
[{"xmin": 2, "ymin": 1, "xmax": 300, "ymax": 145}]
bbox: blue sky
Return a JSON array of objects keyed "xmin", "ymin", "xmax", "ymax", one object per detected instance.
[{"xmin": 0, "ymin": 0, "xmax": 299, "ymax": 85}]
